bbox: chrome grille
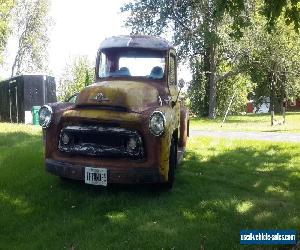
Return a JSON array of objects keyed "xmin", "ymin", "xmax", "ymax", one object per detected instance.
[{"xmin": 58, "ymin": 125, "xmax": 144, "ymax": 159}]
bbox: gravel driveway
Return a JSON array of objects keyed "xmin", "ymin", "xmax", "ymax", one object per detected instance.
[{"xmin": 190, "ymin": 130, "xmax": 300, "ymax": 143}]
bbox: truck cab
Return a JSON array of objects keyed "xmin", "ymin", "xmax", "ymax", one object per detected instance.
[{"xmin": 39, "ymin": 35, "xmax": 189, "ymax": 189}]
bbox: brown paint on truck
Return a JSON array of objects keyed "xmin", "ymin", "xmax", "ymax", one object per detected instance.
[{"xmin": 42, "ymin": 35, "xmax": 188, "ymax": 188}]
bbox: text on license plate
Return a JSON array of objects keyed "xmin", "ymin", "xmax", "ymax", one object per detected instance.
[{"xmin": 85, "ymin": 167, "xmax": 107, "ymax": 186}]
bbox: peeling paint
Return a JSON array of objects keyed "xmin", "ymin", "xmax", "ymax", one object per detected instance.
[
  {"xmin": 156, "ymin": 104, "xmax": 180, "ymax": 180},
  {"xmin": 76, "ymin": 80, "xmax": 160, "ymax": 113},
  {"xmin": 58, "ymin": 125, "xmax": 144, "ymax": 159},
  {"xmin": 42, "ymin": 36, "xmax": 189, "ymax": 185}
]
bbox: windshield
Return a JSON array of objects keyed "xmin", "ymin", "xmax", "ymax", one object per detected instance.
[{"xmin": 98, "ymin": 48, "xmax": 166, "ymax": 80}]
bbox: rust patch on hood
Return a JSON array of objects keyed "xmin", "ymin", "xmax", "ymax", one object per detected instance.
[{"xmin": 76, "ymin": 80, "xmax": 160, "ymax": 113}]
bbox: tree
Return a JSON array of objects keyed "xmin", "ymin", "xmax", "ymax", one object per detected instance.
[
  {"xmin": 0, "ymin": 0, "xmax": 14, "ymax": 64},
  {"xmin": 213, "ymin": 5, "xmax": 300, "ymax": 116},
  {"xmin": 58, "ymin": 56, "xmax": 95, "ymax": 101},
  {"xmin": 11, "ymin": 0, "xmax": 52, "ymax": 77},
  {"xmin": 262, "ymin": 0, "xmax": 300, "ymax": 32},
  {"xmin": 240, "ymin": 15, "xmax": 300, "ymax": 113},
  {"xmin": 122, "ymin": 0, "xmax": 250, "ymax": 118},
  {"xmin": 122, "ymin": 0, "xmax": 300, "ymax": 118},
  {"xmin": 186, "ymin": 11, "xmax": 251, "ymax": 116}
]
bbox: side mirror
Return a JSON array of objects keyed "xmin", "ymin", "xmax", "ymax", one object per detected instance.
[
  {"xmin": 178, "ymin": 79, "xmax": 185, "ymax": 89},
  {"xmin": 65, "ymin": 93, "xmax": 78, "ymax": 103},
  {"xmin": 172, "ymin": 79, "xmax": 185, "ymax": 108}
]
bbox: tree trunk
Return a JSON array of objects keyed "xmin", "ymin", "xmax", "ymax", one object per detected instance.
[
  {"xmin": 11, "ymin": 55, "xmax": 17, "ymax": 77},
  {"xmin": 208, "ymin": 44, "xmax": 217, "ymax": 119},
  {"xmin": 203, "ymin": 48, "xmax": 210, "ymax": 117}
]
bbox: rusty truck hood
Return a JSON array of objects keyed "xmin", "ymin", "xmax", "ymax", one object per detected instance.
[{"xmin": 76, "ymin": 80, "xmax": 161, "ymax": 113}]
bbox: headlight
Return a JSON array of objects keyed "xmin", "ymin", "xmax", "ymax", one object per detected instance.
[
  {"xmin": 39, "ymin": 105, "xmax": 53, "ymax": 128},
  {"xmin": 149, "ymin": 111, "xmax": 166, "ymax": 136}
]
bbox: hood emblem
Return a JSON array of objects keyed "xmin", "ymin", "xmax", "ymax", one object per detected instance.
[{"xmin": 90, "ymin": 92, "xmax": 110, "ymax": 102}]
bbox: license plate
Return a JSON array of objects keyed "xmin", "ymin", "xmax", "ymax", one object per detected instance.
[{"xmin": 85, "ymin": 167, "xmax": 107, "ymax": 186}]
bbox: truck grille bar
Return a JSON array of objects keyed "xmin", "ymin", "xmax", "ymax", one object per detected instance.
[{"xmin": 58, "ymin": 125, "xmax": 144, "ymax": 160}]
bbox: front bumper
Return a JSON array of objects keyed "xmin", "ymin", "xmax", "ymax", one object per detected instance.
[{"xmin": 45, "ymin": 159, "xmax": 163, "ymax": 184}]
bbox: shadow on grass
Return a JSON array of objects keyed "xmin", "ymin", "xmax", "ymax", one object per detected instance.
[
  {"xmin": 180, "ymin": 145, "xmax": 300, "ymax": 249},
  {"xmin": 0, "ymin": 130, "xmax": 299, "ymax": 249},
  {"xmin": 0, "ymin": 131, "xmax": 39, "ymax": 148}
]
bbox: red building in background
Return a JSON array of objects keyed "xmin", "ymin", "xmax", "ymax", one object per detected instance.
[
  {"xmin": 287, "ymin": 98, "xmax": 300, "ymax": 111},
  {"xmin": 246, "ymin": 102, "xmax": 254, "ymax": 113},
  {"xmin": 246, "ymin": 98, "xmax": 300, "ymax": 113}
]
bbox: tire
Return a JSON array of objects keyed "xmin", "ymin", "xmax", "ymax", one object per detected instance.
[{"xmin": 163, "ymin": 137, "xmax": 177, "ymax": 189}]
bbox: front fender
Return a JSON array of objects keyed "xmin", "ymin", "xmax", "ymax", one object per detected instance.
[
  {"xmin": 43, "ymin": 102, "xmax": 75, "ymax": 158},
  {"xmin": 46, "ymin": 102, "xmax": 75, "ymax": 125},
  {"xmin": 154, "ymin": 105, "xmax": 179, "ymax": 181}
]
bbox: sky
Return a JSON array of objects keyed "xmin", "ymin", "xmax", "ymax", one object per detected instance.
[
  {"xmin": 1, "ymin": 0, "xmax": 191, "ymax": 82},
  {"xmin": 48, "ymin": 0, "xmax": 129, "ymax": 77}
]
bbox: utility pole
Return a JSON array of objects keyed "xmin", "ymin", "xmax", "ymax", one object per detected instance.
[
  {"xmin": 270, "ymin": 72, "xmax": 275, "ymax": 126},
  {"xmin": 281, "ymin": 70, "xmax": 287, "ymax": 125},
  {"xmin": 282, "ymin": 98, "xmax": 286, "ymax": 124}
]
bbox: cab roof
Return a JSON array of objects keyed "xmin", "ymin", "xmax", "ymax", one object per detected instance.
[{"xmin": 99, "ymin": 35, "xmax": 173, "ymax": 51}]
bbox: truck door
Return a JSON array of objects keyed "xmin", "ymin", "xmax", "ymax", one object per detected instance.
[{"xmin": 9, "ymin": 80, "xmax": 19, "ymax": 123}]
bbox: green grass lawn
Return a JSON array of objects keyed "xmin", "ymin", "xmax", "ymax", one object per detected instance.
[
  {"xmin": 191, "ymin": 112, "xmax": 300, "ymax": 133},
  {"xmin": 0, "ymin": 123, "xmax": 300, "ymax": 249}
]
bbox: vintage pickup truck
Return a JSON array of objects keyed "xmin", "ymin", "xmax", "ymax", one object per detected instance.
[{"xmin": 39, "ymin": 35, "xmax": 189, "ymax": 189}]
